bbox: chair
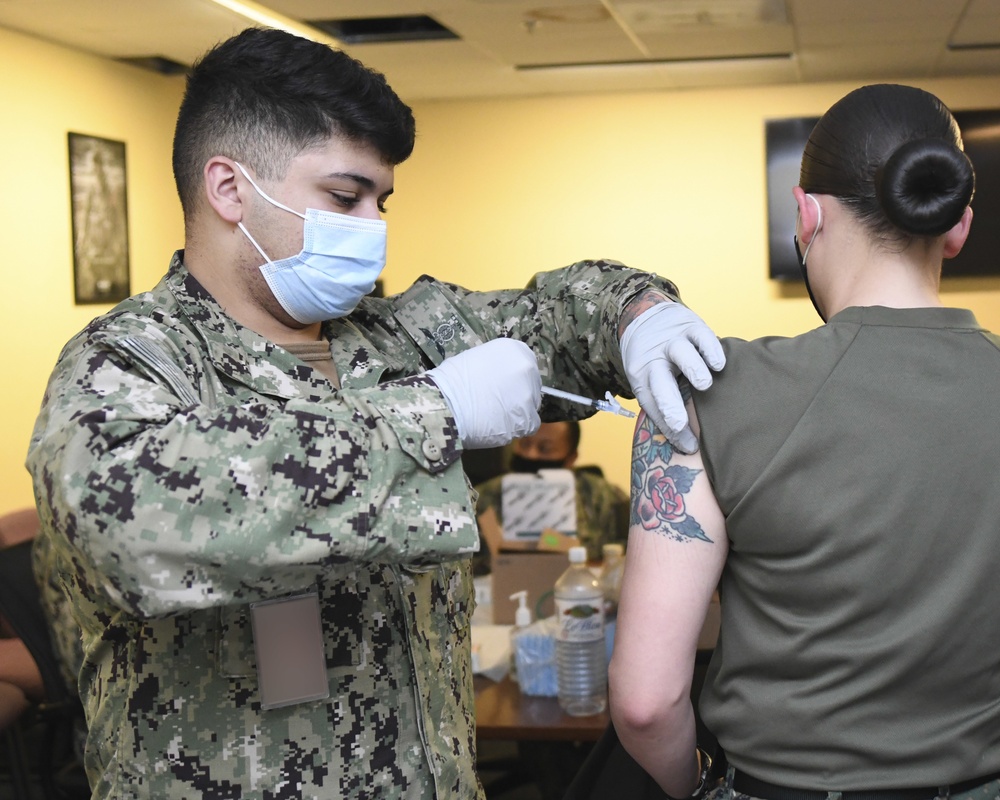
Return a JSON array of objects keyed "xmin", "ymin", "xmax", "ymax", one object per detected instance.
[
  {"xmin": 0, "ymin": 679, "xmax": 33, "ymax": 800},
  {"xmin": 0, "ymin": 537, "xmax": 86, "ymax": 799},
  {"xmin": 0, "ymin": 507, "xmax": 42, "ymax": 549}
]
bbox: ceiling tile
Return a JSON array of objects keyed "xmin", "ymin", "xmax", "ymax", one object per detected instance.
[
  {"xmin": 638, "ymin": 26, "xmax": 794, "ymax": 61},
  {"xmin": 433, "ymin": 2, "xmax": 644, "ymax": 66},
  {"xmin": 797, "ymin": 42, "xmax": 939, "ymax": 83},
  {"xmin": 0, "ymin": 0, "xmax": 999, "ymax": 100},
  {"xmin": 950, "ymin": 0, "xmax": 1000, "ymax": 48},
  {"xmin": 788, "ymin": 0, "xmax": 966, "ymax": 25},
  {"xmin": 797, "ymin": 19, "xmax": 955, "ymax": 48},
  {"xmin": 936, "ymin": 46, "xmax": 1000, "ymax": 76}
]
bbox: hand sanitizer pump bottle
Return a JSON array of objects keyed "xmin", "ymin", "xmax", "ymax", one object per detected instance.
[{"xmin": 508, "ymin": 590, "xmax": 532, "ymax": 683}]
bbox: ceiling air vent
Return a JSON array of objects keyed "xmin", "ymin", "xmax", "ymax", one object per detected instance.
[{"xmin": 307, "ymin": 15, "xmax": 458, "ymax": 44}]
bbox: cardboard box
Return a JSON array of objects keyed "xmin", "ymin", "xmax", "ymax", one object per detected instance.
[
  {"xmin": 478, "ymin": 505, "xmax": 725, "ymax": 645},
  {"xmin": 698, "ymin": 592, "xmax": 722, "ymax": 651},
  {"xmin": 491, "ymin": 550, "xmax": 569, "ymax": 625},
  {"xmin": 478, "ymin": 506, "xmax": 577, "ymax": 625}
]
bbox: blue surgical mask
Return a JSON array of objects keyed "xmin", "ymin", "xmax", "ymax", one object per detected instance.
[
  {"xmin": 235, "ymin": 162, "xmax": 387, "ymax": 324},
  {"xmin": 509, "ymin": 454, "xmax": 569, "ymax": 474}
]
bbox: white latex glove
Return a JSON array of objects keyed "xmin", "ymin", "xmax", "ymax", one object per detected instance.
[
  {"xmin": 426, "ymin": 338, "xmax": 542, "ymax": 449},
  {"xmin": 620, "ymin": 302, "xmax": 725, "ymax": 453}
]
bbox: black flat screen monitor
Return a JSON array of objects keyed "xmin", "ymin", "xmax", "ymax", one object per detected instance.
[{"xmin": 765, "ymin": 109, "xmax": 1000, "ymax": 280}]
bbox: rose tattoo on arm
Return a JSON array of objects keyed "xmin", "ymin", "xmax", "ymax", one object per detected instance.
[{"xmin": 630, "ymin": 412, "xmax": 712, "ymax": 543}]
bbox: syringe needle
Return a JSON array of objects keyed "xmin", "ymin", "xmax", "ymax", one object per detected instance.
[
  {"xmin": 540, "ymin": 386, "xmax": 637, "ymax": 418},
  {"xmin": 596, "ymin": 391, "xmax": 638, "ymax": 418}
]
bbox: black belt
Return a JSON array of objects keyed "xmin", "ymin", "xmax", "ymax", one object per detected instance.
[{"xmin": 732, "ymin": 769, "xmax": 1000, "ymax": 800}]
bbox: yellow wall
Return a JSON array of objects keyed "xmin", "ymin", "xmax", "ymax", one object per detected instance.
[
  {"xmin": 0, "ymin": 26, "xmax": 185, "ymax": 513},
  {"xmin": 3, "ymin": 23, "xmax": 1000, "ymax": 513},
  {"xmin": 392, "ymin": 79, "xmax": 1000, "ymax": 491}
]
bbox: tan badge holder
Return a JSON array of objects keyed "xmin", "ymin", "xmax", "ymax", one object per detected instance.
[{"xmin": 250, "ymin": 590, "xmax": 330, "ymax": 710}]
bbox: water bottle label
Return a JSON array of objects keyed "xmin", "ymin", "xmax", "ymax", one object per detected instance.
[{"xmin": 555, "ymin": 599, "xmax": 604, "ymax": 643}]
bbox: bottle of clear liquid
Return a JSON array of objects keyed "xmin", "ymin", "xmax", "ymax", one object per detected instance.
[
  {"xmin": 599, "ymin": 543, "xmax": 625, "ymax": 620},
  {"xmin": 554, "ymin": 546, "xmax": 607, "ymax": 716},
  {"xmin": 508, "ymin": 590, "xmax": 532, "ymax": 684}
]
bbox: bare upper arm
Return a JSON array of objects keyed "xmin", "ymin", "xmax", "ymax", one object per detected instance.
[{"xmin": 612, "ymin": 403, "xmax": 728, "ymax": 701}]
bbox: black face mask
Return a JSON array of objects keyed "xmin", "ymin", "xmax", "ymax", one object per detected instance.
[
  {"xmin": 794, "ymin": 234, "xmax": 827, "ymax": 323},
  {"xmin": 509, "ymin": 454, "xmax": 569, "ymax": 474}
]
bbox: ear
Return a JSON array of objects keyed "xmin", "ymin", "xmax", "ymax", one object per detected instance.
[
  {"xmin": 792, "ymin": 186, "xmax": 821, "ymax": 245},
  {"xmin": 942, "ymin": 205, "xmax": 973, "ymax": 259},
  {"xmin": 203, "ymin": 157, "xmax": 245, "ymax": 224}
]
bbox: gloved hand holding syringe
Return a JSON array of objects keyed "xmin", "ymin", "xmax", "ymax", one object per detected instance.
[
  {"xmin": 425, "ymin": 338, "xmax": 637, "ymax": 452},
  {"xmin": 541, "ymin": 385, "xmax": 637, "ymax": 418}
]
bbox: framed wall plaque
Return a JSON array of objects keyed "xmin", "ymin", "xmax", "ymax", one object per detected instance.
[{"xmin": 68, "ymin": 132, "xmax": 131, "ymax": 304}]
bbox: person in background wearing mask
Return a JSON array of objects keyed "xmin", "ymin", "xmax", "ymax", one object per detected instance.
[
  {"xmin": 0, "ymin": 508, "xmax": 45, "ymax": 717},
  {"xmin": 473, "ymin": 421, "xmax": 628, "ymax": 574},
  {"xmin": 27, "ymin": 26, "xmax": 724, "ymax": 800},
  {"xmin": 609, "ymin": 84, "xmax": 1000, "ymax": 800}
]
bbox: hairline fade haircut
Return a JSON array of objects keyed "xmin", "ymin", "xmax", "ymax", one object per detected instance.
[{"xmin": 172, "ymin": 27, "xmax": 416, "ymax": 220}]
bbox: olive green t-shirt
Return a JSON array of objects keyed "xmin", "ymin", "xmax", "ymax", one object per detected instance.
[{"xmin": 694, "ymin": 306, "xmax": 1000, "ymax": 789}]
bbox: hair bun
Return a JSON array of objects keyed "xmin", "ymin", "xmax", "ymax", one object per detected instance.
[{"xmin": 876, "ymin": 138, "xmax": 974, "ymax": 236}]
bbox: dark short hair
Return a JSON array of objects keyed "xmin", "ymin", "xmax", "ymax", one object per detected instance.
[
  {"xmin": 565, "ymin": 420, "xmax": 581, "ymax": 454},
  {"xmin": 800, "ymin": 84, "xmax": 974, "ymax": 242},
  {"xmin": 172, "ymin": 27, "xmax": 416, "ymax": 218}
]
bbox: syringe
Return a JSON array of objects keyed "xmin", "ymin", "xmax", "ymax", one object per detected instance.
[{"xmin": 541, "ymin": 386, "xmax": 637, "ymax": 418}]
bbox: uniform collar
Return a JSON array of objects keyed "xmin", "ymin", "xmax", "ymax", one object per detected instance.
[
  {"xmin": 828, "ymin": 305, "xmax": 984, "ymax": 331},
  {"xmin": 164, "ymin": 251, "xmax": 394, "ymax": 393}
]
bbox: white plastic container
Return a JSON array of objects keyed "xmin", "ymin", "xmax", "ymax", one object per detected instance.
[
  {"xmin": 554, "ymin": 546, "xmax": 607, "ymax": 716},
  {"xmin": 508, "ymin": 590, "xmax": 532, "ymax": 683}
]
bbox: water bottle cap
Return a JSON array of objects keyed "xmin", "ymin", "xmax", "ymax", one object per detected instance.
[{"xmin": 569, "ymin": 546, "xmax": 587, "ymax": 563}]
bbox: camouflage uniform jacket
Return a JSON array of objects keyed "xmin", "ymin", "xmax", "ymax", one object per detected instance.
[
  {"xmin": 27, "ymin": 252, "xmax": 675, "ymax": 800},
  {"xmin": 473, "ymin": 470, "xmax": 629, "ymax": 569}
]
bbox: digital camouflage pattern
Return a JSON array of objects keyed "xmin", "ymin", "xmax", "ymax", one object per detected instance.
[{"xmin": 28, "ymin": 252, "xmax": 676, "ymax": 800}]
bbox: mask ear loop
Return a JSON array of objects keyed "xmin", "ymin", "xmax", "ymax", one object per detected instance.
[
  {"xmin": 795, "ymin": 193, "xmax": 828, "ymax": 322},
  {"xmin": 799, "ymin": 193, "xmax": 824, "ymax": 266},
  {"xmin": 233, "ymin": 162, "xmax": 306, "ymax": 220},
  {"xmin": 233, "ymin": 161, "xmax": 308, "ymax": 265},
  {"xmin": 237, "ymin": 221, "xmax": 272, "ymax": 264}
]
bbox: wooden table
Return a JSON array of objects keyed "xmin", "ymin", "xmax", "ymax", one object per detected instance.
[{"xmin": 474, "ymin": 675, "xmax": 610, "ymax": 742}]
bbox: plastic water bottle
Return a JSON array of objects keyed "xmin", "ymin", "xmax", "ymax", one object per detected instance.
[
  {"xmin": 599, "ymin": 543, "xmax": 625, "ymax": 620},
  {"xmin": 554, "ymin": 546, "xmax": 607, "ymax": 716},
  {"xmin": 599, "ymin": 543, "xmax": 625, "ymax": 666}
]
